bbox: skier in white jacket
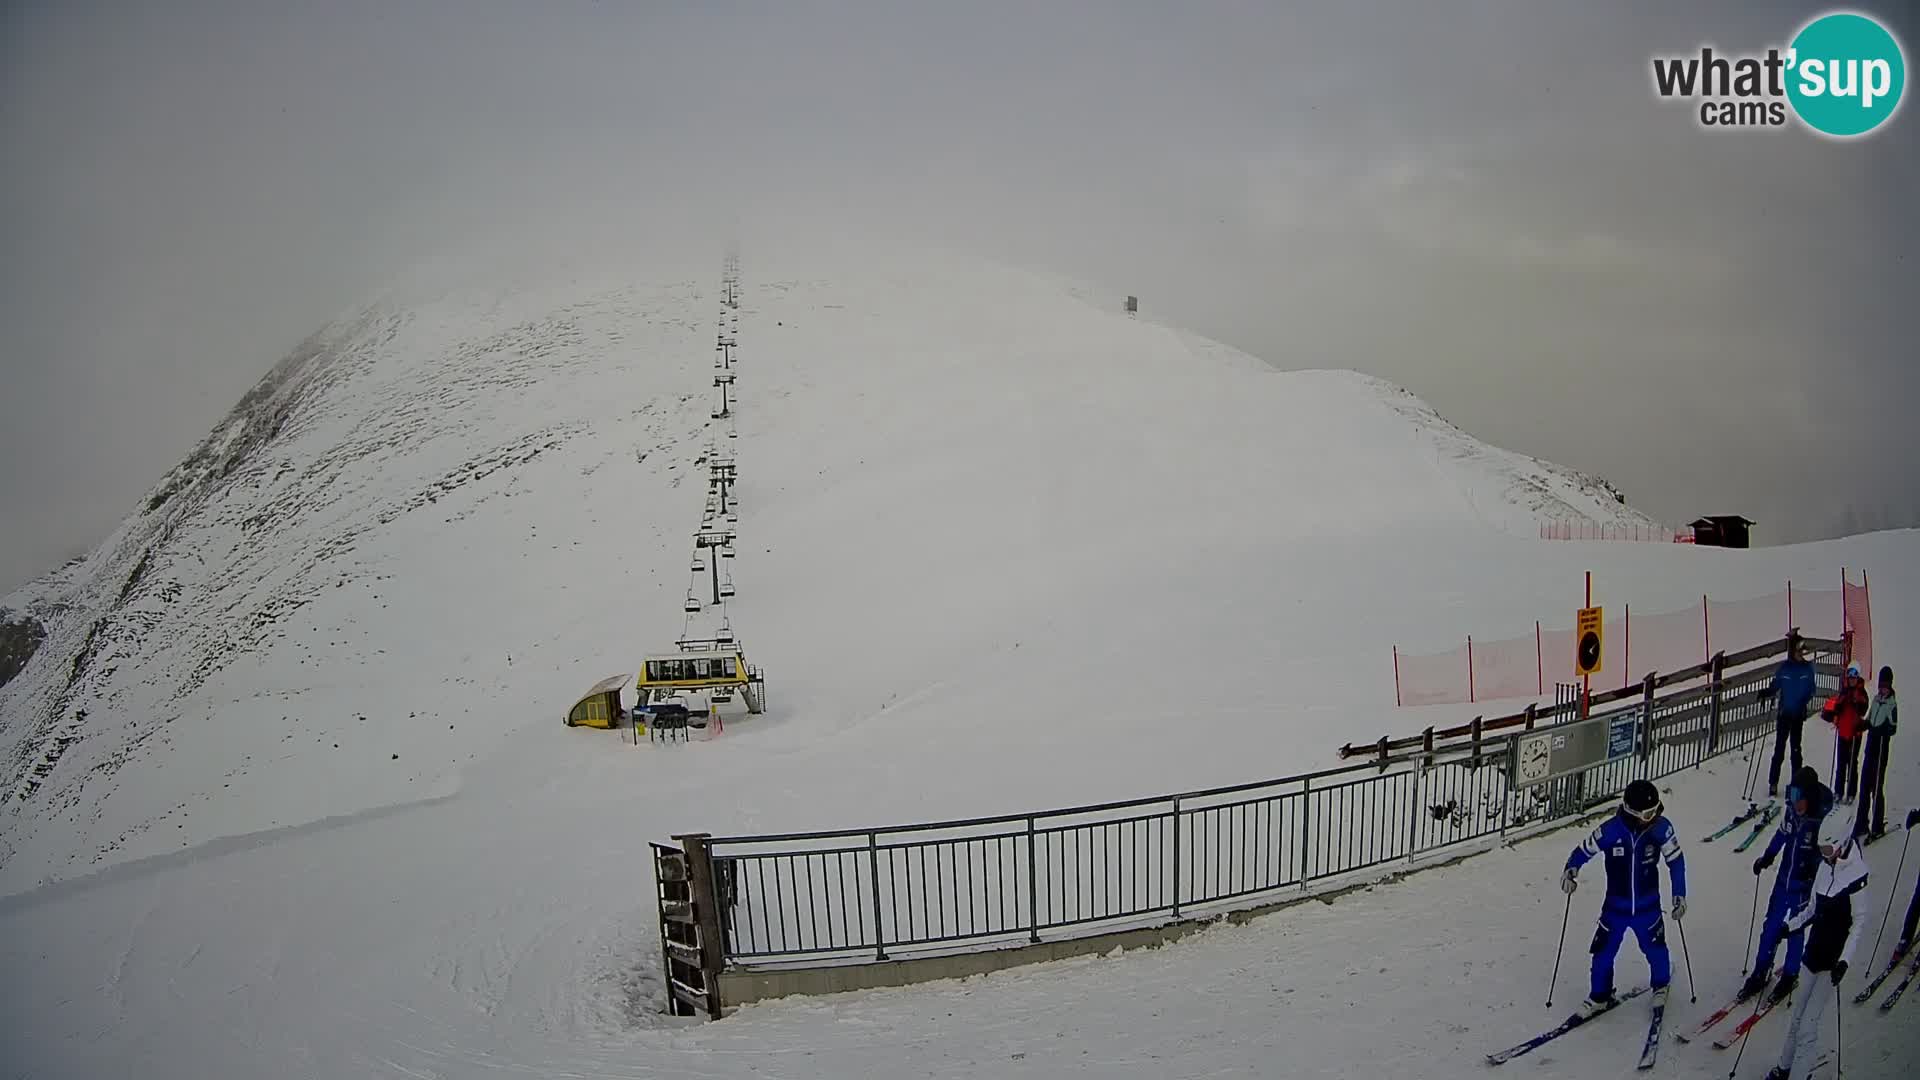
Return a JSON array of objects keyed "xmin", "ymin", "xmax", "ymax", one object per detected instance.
[{"xmin": 1766, "ymin": 826, "xmax": 1869, "ymax": 1080}]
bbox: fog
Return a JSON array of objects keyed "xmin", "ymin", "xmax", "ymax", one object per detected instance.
[{"xmin": 3, "ymin": 0, "xmax": 1916, "ymax": 591}]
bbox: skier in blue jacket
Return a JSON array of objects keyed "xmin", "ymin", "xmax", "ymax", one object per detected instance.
[
  {"xmin": 1561, "ymin": 779, "xmax": 1688, "ymax": 1016},
  {"xmin": 1759, "ymin": 633, "xmax": 1819, "ymax": 796},
  {"xmin": 1740, "ymin": 765, "xmax": 1835, "ymax": 1004}
]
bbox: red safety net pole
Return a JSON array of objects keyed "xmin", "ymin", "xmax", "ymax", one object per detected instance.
[
  {"xmin": 1393, "ymin": 646, "xmax": 1402, "ymax": 707},
  {"xmin": 1864, "ymin": 572, "xmax": 1874, "ymax": 672},
  {"xmin": 1536, "ymin": 621, "xmax": 1543, "ymax": 695},
  {"xmin": 1583, "ymin": 571, "xmax": 1591, "ymax": 719},
  {"xmin": 1624, "ymin": 602, "xmax": 1632, "ymax": 690},
  {"xmin": 1787, "ymin": 579, "xmax": 1794, "ymax": 633},
  {"xmin": 1841, "ymin": 567, "xmax": 1852, "ymax": 668},
  {"xmin": 1467, "ymin": 636, "xmax": 1476, "ymax": 703}
]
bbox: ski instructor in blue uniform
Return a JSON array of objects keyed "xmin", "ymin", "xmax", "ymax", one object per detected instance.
[
  {"xmin": 1561, "ymin": 778, "xmax": 1689, "ymax": 1016},
  {"xmin": 1741, "ymin": 764, "xmax": 1834, "ymax": 1005},
  {"xmin": 1759, "ymin": 632, "xmax": 1819, "ymax": 797}
]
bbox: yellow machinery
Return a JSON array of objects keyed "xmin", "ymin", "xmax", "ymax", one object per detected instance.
[
  {"xmin": 565, "ymin": 673, "xmax": 630, "ymax": 729},
  {"xmin": 637, "ymin": 644, "xmax": 765, "ymax": 714}
]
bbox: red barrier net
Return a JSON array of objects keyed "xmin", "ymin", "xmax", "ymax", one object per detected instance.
[
  {"xmin": 1394, "ymin": 578, "xmax": 1857, "ymax": 706},
  {"xmin": 1539, "ymin": 521, "xmax": 1683, "ymax": 543},
  {"xmin": 1844, "ymin": 572, "xmax": 1873, "ymax": 676}
]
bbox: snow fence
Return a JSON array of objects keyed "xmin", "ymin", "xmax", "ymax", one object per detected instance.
[
  {"xmin": 1392, "ymin": 573, "xmax": 1872, "ymax": 707},
  {"xmin": 655, "ymin": 634, "xmax": 1848, "ymax": 1015}
]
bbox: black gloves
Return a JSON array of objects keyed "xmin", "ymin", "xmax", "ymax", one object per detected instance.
[
  {"xmin": 1908, "ymin": 808, "xmax": 1920, "ymax": 831},
  {"xmin": 1754, "ymin": 854, "xmax": 1773, "ymax": 875},
  {"xmin": 1832, "ymin": 960, "xmax": 1849, "ymax": 986},
  {"xmin": 1759, "ymin": 687, "xmax": 1778, "ymax": 703}
]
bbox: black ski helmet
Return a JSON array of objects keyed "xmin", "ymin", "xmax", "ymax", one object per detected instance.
[{"xmin": 1622, "ymin": 779, "xmax": 1662, "ymax": 821}]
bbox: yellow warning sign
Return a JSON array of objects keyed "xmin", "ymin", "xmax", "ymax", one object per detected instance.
[{"xmin": 1576, "ymin": 606, "xmax": 1604, "ymax": 676}]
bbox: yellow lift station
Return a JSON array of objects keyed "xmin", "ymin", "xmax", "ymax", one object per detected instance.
[{"xmin": 636, "ymin": 644, "xmax": 765, "ymax": 715}]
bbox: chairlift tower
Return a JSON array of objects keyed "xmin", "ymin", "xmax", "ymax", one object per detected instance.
[{"xmin": 693, "ymin": 525, "xmax": 737, "ymax": 605}]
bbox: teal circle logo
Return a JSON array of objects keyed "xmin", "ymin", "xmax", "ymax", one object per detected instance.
[{"xmin": 1786, "ymin": 12, "xmax": 1906, "ymax": 137}]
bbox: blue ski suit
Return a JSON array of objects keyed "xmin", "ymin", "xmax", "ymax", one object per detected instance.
[
  {"xmin": 1766, "ymin": 658, "xmax": 1820, "ymax": 790},
  {"xmin": 1566, "ymin": 810, "xmax": 1688, "ymax": 999},
  {"xmin": 1751, "ymin": 780, "xmax": 1834, "ymax": 980}
]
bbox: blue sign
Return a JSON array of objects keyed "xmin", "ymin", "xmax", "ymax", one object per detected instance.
[{"xmin": 1608, "ymin": 714, "xmax": 1638, "ymax": 760}]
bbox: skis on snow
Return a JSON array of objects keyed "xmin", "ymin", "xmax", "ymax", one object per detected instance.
[
  {"xmin": 1853, "ymin": 949, "xmax": 1911, "ymax": 1004},
  {"xmin": 1732, "ymin": 804, "xmax": 1781, "ymax": 853},
  {"xmin": 1485, "ymin": 986, "xmax": 1651, "ymax": 1066},
  {"xmin": 1702, "ymin": 803, "xmax": 1765, "ymax": 842},
  {"xmin": 1635, "ymin": 990, "xmax": 1667, "ymax": 1070},
  {"xmin": 1878, "ymin": 952, "xmax": 1920, "ymax": 1012},
  {"xmin": 1674, "ymin": 988, "xmax": 1755, "ymax": 1043},
  {"xmin": 1712, "ymin": 988, "xmax": 1791, "ymax": 1049}
]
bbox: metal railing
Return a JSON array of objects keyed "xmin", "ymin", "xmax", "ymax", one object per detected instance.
[{"xmin": 668, "ymin": 634, "xmax": 1843, "ymax": 975}]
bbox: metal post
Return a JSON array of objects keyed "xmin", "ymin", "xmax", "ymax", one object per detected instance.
[
  {"xmin": 867, "ymin": 831, "xmax": 888, "ymax": 960},
  {"xmin": 1169, "ymin": 798, "xmax": 1181, "ymax": 918},
  {"xmin": 1298, "ymin": 778, "xmax": 1312, "ymax": 889},
  {"xmin": 1026, "ymin": 816, "xmax": 1040, "ymax": 943},
  {"xmin": 1406, "ymin": 762, "xmax": 1423, "ymax": 864},
  {"xmin": 674, "ymin": 832, "xmax": 726, "ymax": 1020},
  {"xmin": 1639, "ymin": 672, "xmax": 1657, "ymax": 770},
  {"xmin": 1707, "ymin": 652, "xmax": 1726, "ymax": 755}
]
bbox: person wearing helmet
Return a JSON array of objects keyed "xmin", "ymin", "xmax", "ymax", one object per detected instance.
[
  {"xmin": 1560, "ymin": 779, "xmax": 1688, "ymax": 1017},
  {"xmin": 1764, "ymin": 826, "xmax": 1870, "ymax": 1080},
  {"xmin": 1822, "ymin": 664, "xmax": 1871, "ymax": 804},
  {"xmin": 1854, "ymin": 666, "xmax": 1897, "ymax": 840},
  {"xmin": 1759, "ymin": 633, "xmax": 1818, "ymax": 797},
  {"xmin": 1742, "ymin": 766, "xmax": 1834, "ymax": 1004}
]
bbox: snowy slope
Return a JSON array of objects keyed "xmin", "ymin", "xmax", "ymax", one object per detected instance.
[
  {"xmin": 0, "ymin": 251, "xmax": 1914, "ymax": 1080},
  {"xmin": 0, "ymin": 253, "xmax": 1657, "ymax": 890}
]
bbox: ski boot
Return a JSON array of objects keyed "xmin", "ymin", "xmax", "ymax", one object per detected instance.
[
  {"xmin": 1736, "ymin": 969, "xmax": 1771, "ymax": 1002},
  {"xmin": 1577, "ymin": 991, "xmax": 1618, "ymax": 1019},
  {"xmin": 1764, "ymin": 1068, "xmax": 1788, "ymax": 1080},
  {"xmin": 1766, "ymin": 972, "xmax": 1798, "ymax": 1007}
]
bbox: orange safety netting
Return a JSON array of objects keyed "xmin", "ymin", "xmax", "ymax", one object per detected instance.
[
  {"xmin": 1844, "ymin": 573, "xmax": 1873, "ymax": 676},
  {"xmin": 1394, "ymin": 579, "xmax": 1859, "ymax": 707}
]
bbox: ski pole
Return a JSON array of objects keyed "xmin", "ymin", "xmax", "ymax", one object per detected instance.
[
  {"xmin": 1864, "ymin": 826, "xmax": 1912, "ymax": 975},
  {"xmin": 1675, "ymin": 907, "xmax": 1698, "ymax": 1003},
  {"xmin": 1727, "ymin": 988, "xmax": 1766, "ymax": 1079},
  {"xmin": 1834, "ymin": 978, "xmax": 1843, "ymax": 1078},
  {"xmin": 1547, "ymin": 890, "xmax": 1573, "ymax": 1008},
  {"xmin": 1743, "ymin": 872, "xmax": 1764, "ymax": 975}
]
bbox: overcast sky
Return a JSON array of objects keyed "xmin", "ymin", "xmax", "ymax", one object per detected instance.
[{"xmin": 3, "ymin": 0, "xmax": 1916, "ymax": 591}]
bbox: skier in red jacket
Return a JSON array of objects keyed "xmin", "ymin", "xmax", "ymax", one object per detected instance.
[{"xmin": 1823, "ymin": 664, "xmax": 1870, "ymax": 804}]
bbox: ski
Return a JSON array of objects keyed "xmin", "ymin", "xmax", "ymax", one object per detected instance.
[
  {"xmin": 1675, "ymin": 988, "xmax": 1758, "ymax": 1043},
  {"xmin": 1879, "ymin": 954, "xmax": 1920, "ymax": 1012},
  {"xmin": 1733, "ymin": 804, "xmax": 1781, "ymax": 853},
  {"xmin": 1486, "ymin": 986, "xmax": 1651, "ymax": 1066},
  {"xmin": 1859, "ymin": 822, "xmax": 1906, "ymax": 847},
  {"xmin": 1853, "ymin": 949, "xmax": 1910, "ymax": 1004},
  {"xmin": 1713, "ymin": 988, "xmax": 1789, "ymax": 1049},
  {"xmin": 1703, "ymin": 804, "xmax": 1764, "ymax": 842},
  {"xmin": 1636, "ymin": 991, "xmax": 1667, "ymax": 1069}
]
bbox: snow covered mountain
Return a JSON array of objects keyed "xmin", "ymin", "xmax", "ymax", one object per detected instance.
[
  {"xmin": 2, "ymin": 251, "xmax": 1915, "ymax": 1080},
  {"xmin": 0, "ymin": 254, "xmax": 1653, "ymax": 889}
]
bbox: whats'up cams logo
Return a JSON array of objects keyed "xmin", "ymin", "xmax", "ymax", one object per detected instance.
[{"xmin": 1652, "ymin": 10, "xmax": 1906, "ymax": 137}]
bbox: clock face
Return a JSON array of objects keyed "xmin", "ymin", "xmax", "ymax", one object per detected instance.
[{"xmin": 1518, "ymin": 735, "xmax": 1551, "ymax": 783}]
